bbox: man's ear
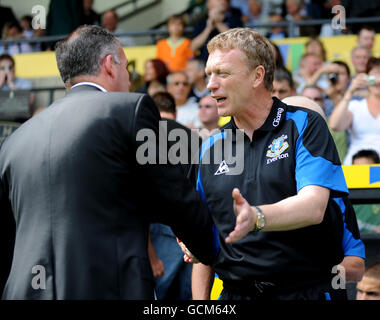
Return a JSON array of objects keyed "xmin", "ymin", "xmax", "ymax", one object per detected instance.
[
  {"xmin": 253, "ymin": 65, "xmax": 266, "ymax": 88},
  {"xmin": 103, "ymin": 54, "xmax": 115, "ymax": 78}
]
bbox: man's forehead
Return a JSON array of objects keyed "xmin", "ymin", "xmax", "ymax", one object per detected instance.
[
  {"xmin": 357, "ymin": 277, "xmax": 380, "ymax": 291},
  {"xmin": 206, "ymin": 48, "xmax": 242, "ymax": 69},
  {"xmin": 172, "ymin": 73, "xmax": 187, "ymax": 81},
  {"xmin": 0, "ymin": 59, "xmax": 13, "ymax": 65}
]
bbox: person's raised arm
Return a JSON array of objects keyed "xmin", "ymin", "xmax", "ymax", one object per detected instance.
[
  {"xmin": 190, "ymin": 17, "xmax": 215, "ymax": 53},
  {"xmin": 329, "ymin": 73, "xmax": 367, "ymax": 131},
  {"xmin": 306, "ymin": 63, "xmax": 340, "ymax": 87}
]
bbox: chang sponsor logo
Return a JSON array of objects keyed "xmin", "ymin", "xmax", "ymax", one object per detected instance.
[{"xmin": 272, "ymin": 107, "xmax": 284, "ymax": 127}]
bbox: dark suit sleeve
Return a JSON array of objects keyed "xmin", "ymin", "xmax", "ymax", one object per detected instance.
[
  {"xmin": 0, "ymin": 144, "xmax": 15, "ymax": 294},
  {"xmin": 133, "ymin": 94, "xmax": 217, "ymax": 266}
]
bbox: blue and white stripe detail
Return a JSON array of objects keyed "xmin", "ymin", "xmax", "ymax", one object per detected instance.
[
  {"xmin": 333, "ymin": 197, "xmax": 366, "ymax": 259},
  {"xmin": 286, "ymin": 110, "xmax": 348, "ymax": 194}
]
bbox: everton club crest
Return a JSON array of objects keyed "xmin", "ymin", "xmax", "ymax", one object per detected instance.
[{"xmin": 266, "ymin": 135, "xmax": 289, "ymax": 164}]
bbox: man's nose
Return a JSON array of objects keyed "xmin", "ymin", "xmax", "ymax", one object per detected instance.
[{"xmin": 207, "ymin": 74, "xmax": 219, "ymax": 91}]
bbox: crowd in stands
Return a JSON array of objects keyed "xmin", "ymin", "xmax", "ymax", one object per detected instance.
[{"xmin": 1, "ymin": 0, "xmax": 380, "ymax": 300}]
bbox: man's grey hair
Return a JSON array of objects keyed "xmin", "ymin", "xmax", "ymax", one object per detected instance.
[
  {"xmin": 351, "ymin": 45, "xmax": 370, "ymax": 57},
  {"xmin": 55, "ymin": 25, "xmax": 121, "ymax": 85},
  {"xmin": 167, "ymin": 71, "xmax": 189, "ymax": 84}
]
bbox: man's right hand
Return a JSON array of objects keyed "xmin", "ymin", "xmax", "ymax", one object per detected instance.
[
  {"xmin": 225, "ymin": 188, "xmax": 257, "ymax": 243},
  {"xmin": 177, "ymin": 238, "xmax": 200, "ymax": 264}
]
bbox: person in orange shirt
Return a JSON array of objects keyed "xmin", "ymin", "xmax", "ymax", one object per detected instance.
[{"xmin": 156, "ymin": 15, "xmax": 194, "ymax": 72}]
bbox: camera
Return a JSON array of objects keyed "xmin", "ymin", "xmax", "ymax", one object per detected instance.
[
  {"xmin": 328, "ymin": 73, "xmax": 338, "ymax": 85},
  {"xmin": 365, "ymin": 75, "xmax": 377, "ymax": 86}
]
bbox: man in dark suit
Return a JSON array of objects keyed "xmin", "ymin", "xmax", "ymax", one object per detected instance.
[{"xmin": 0, "ymin": 25, "xmax": 222, "ymax": 300}]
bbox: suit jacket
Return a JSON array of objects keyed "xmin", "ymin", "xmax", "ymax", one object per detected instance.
[{"xmin": 0, "ymin": 85, "xmax": 216, "ymax": 299}]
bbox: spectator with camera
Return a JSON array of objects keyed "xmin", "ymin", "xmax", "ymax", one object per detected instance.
[
  {"xmin": 329, "ymin": 57, "xmax": 380, "ymax": 165},
  {"xmin": 293, "ymin": 52, "xmax": 328, "ymax": 94},
  {"xmin": 306, "ymin": 60, "xmax": 351, "ymax": 109},
  {"xmin": 0, "ymin": 54, "xmax": 31, "ymax": 91}
]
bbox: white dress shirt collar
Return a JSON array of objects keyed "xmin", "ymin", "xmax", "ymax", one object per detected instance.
[{"xmin": 71, "ymin": 82, "xmax": 108, "ymax": 92}]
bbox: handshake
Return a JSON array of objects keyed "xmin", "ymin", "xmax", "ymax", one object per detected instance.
[{"xmin": 177, "ymin": 188, "xmax": 259, "ymax": 263}]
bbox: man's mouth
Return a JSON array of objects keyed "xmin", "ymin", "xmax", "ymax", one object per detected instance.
[{"xmin": 214, "ymin": 96, "xmax": 227, "ymax": 104}]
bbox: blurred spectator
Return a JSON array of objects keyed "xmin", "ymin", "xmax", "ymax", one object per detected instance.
[
  {"xmin": 136, "ymin": 59, "xmax": 170, "ymax": 96},
  {"xmin": 0, "ymin": 54, "xmax": 32, "ymax": 91},
  {"xmin": 230, "ymin": 0, "xmax": 251, "ymax": 23},
  {"xmin": 304, "ymin": 0, "xmax": 325, "ymax": 20},
  {"xmin": 357, "ymin": 25, "xmax": 376, "ymax": 54},
  {"xmin": 244, "ymin": 0, "xmax": 270, "ymax": 35},
  {"xmin": 0, "ymin": 5, "xmax": 17, "ymax": 40},
  {"xmin": 307, "ymin": 61, "xmax": 351, "ymax": 107},
  {"xmin": 324, "ymin": 61, "xmax": 351, "ymax": 107},
  {"xmin": 352, "ymin": 149, "xmax": 380, "ymax": 165},
  {"xmin": 304, "ymin": 37, "xmax": 326, "ymax": 62},
  {"xmin": 46, "ymin": 0, "xmax": 83, "ymax": 49},
  {"xmin": 285, "ymin": 0, "xmax": 319, "ymax": 37},
  {"xmin": 352, "ymin": 149, "xmax": 380, "ymax": 234},
  {"xmin": 1, "ymin": 21, "xmax": 33, "ymax": 55},
  {"xmin": 198, "ymin": 95, "xmax": 219, "ymax": 133},
  {"xmin": 301, "ymin": 85, "xmax": 333, "ymax": 117},
  {"xmin": 351, "ymin": 46, "xmax": 371, "ymax": 79},
  {"xmin": 271, "ymin": 41, "xmax": 285, "ymax": 69},
  {"xmin": 185, "ymin": 57, "xmax": 209, "ymax": 103},
  {"xmin": 153, "ymin": 91, "xmax": 177, "ymax": 120},
  {"xmin": 356, "ymin": 262, "xmax": 380, "ymax": 300},
  {"xmin": 19, "ymin": 16, "xmax": 42, "ymax": 52},
  {"xmin": 167, "ymin": 71, "xmax": 200, "ymax": 129},
  {"xmin": 156, "ymin": 15, "xmax": 194, "ymax": 72},
  {"xmin": 19, "ymin": 16, "xmax": 34, "ymax": 39},
  {"xmin": 272, "ymin": 67, "xmax": 295, "ymax": 100},
  {"xmin": 293, "ymin": 53, "xmax": 327, "ymax": 94},
  {"xmin": 266, "ymin": 13, "xmax": 287, "ymax": 40},
  {"xmin": 82, "ymin": 0, "xmax": 101, "ymax": 26},
  {"xmin": 329, "ymin": 57, "xmax": 380, "ymax": 165},
  {"xmin": 301, "ymin": 85, "xmax": 347, "ymax": 162},
  {"xmin": 190, "ymin": 0, "xmax": 243, "ymax": 62},
  {"xmin": 102, "ymin": 10, "xmax": 136, "ymax": 47}
]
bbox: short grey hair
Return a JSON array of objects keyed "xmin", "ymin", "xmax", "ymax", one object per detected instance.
[
  {"xmin": 167, "ymin": 71, "xmax": 189, "ymax": 84},
  {"xmin": 55, "ymin": 25, "xmax": 121, "ymax": 85},
  {"xmin": 351, "ymin": 45, "xmax": 370, "ymax": 57}
]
